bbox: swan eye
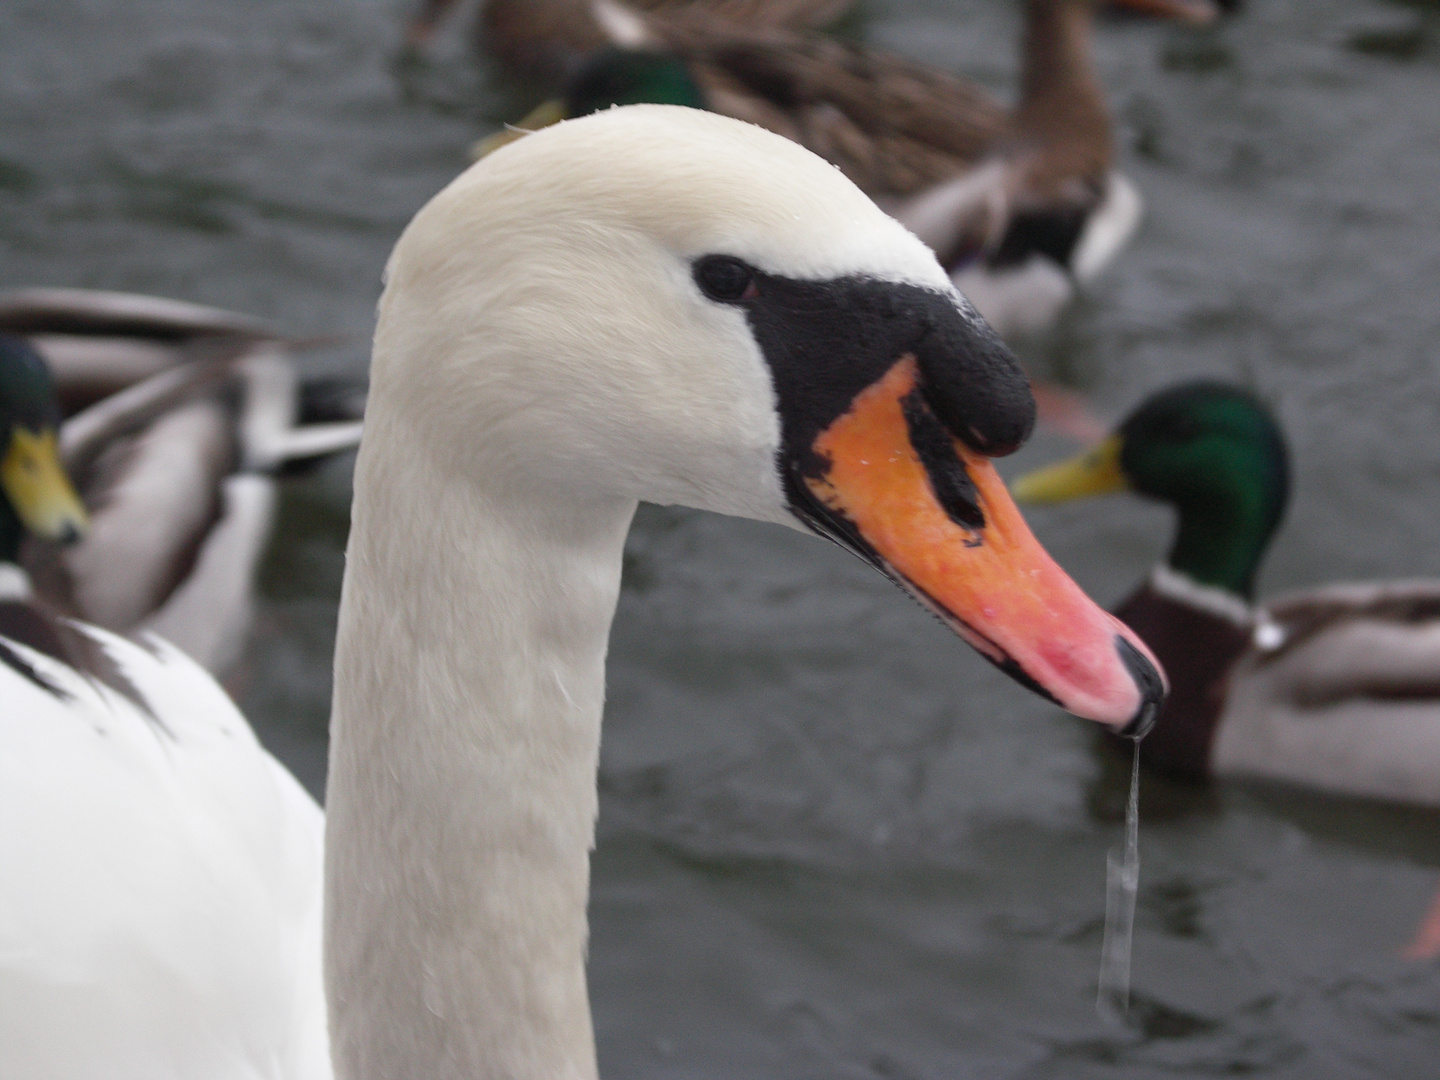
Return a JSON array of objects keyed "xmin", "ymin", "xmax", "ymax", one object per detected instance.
[{"xmin": 694, "ymin": 256, "xmax": 760, "ymax": 303}]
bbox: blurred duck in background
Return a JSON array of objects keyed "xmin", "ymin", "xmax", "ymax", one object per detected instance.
[
  {"xmin": 0, "ymin": 289, "xmax": 363, "ymax": 677},
  {"xmin": 1015, "ymin": 382, "xmax": 1440, "ymax": 810},
  {"xmin": 478, "ymin": 0, "xmax": 1219, "ymax": 338},
  {"xmin": 405, "ymin": 0, "xmax": 858, "ymax": 85},
  {"xmin": 0, "ymin": 333, "xmax": 330, "ymax": 1079}
]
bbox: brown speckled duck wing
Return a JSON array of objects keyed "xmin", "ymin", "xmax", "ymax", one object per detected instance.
[
  {"xmin": 481, "ymin": 0, "xmax": 857, "ymax": 86},
  {"xmin": 645, "ymin": 0, "xmax": 856, "ymax": 29},
  {"xmin": 0, "ymin": 288, "xmax": 271, "ymax": 413},
  {"xmin": 1112, "ymin": 581, "xmax": 1254, "ymax": 779},
  {"xmin": 481, "ymin": 0, "xmax": 612, "ymax": 86},
  {"xmin": 58, "ymin": 400, "xmax": 234, "ymax": 635},
  {"xmin": 652, "ymin": 22, "xmax": 1013, "ymax": 198}
]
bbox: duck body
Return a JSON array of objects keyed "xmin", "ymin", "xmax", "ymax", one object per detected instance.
[
  {"xmin": 495, "ymin": 0, "xmax": 1213, "ymax": 337},
  {"xmin": 1122, "ymin": 569, "xmax": 1440, "ymax": 805},
  {"xmin": 1017, "ymin": 381, "xmax": 1440, "ymax": 806},
  {"xmin": 0, "ymin": 334, "xmax": 330, "ymax": 1079},
  {"xmin": 0, "ymin": 289, "xmax": 362, "ymax": 676}
]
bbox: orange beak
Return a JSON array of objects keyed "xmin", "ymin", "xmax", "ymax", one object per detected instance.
[{"xmin": 799, "ymin": 358, "xmax": 1165, "ymax": 734}]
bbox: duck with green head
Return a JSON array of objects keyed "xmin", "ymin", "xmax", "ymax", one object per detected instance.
[
  {"xmin": 0, "ymin": 333, "xmax": 157, "ymax": 700},
  {"xmin": 1016, "ymin": 380, "xmax": 1440, "ymax": 809}
]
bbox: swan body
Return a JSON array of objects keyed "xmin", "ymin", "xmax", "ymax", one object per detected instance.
[
  {"xmin": 0, "ymin": 289, "xmax": 363, "ymax": 675},
  {"xmin": 1016, "ymin": 381, "xmax": 1440, "ymax": 806},
  {"xmin": 0, "ymin": 623, "xmax": 330, "ymax": 1080},
  {"xmin": 0, "ymin": 334, "xmax": 330, "ymax": 1079},
  {"xmin": 325, "ymin": 104, "xmax": 1163, "ymax": 1079}
]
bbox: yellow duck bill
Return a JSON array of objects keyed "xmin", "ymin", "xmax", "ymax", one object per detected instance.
[
  {"xmin": 1010, "ymin": 433, "xmax": 1128, "ymax": 504},
  {"xmin": 1, "ymin": 426, "xmax": 89, "ymax": 544}
]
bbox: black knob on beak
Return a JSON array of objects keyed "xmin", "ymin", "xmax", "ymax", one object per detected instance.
[{"xmin": 1115, "ymin": 636, "xmax": 1165, "ymax": 740}]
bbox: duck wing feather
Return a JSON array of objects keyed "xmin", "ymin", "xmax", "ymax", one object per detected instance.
[
  {"xmin": 643, "ymin": 20, "xmax": 1013, "ymax": 197},
  {"xmin": 1214, "ymin": 580, "xmax": 1440, "ymax": 805}
]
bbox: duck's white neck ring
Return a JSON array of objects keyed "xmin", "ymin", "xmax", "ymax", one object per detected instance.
[
  {"xmin": 1149, "ymin": 563, "xmax": 1253, "ymax": 626},
  {"xmin": 1148, "ymin": 565, "xmax": 1289, "ymax": 652}
]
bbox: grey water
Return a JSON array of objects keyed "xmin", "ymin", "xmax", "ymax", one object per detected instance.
[{"xmin": 4, "ymin": 0, "xmax": 1440, "ymax": 1075}]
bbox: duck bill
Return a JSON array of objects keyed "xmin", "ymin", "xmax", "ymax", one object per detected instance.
[
  {"xmin": 470, "ymin": 99, "xmax": 568, "ymax": 161},
  {"xmin": 1, "ymin": 426, "xmax": 89, "ymax": 543},
  {"xmin": 796, "ymin": 359, "xmax": 1163, "ymax": 736},
  {"xmin": 1010, "ymin": 434, "xmax": 1128, "ymax": 504}
]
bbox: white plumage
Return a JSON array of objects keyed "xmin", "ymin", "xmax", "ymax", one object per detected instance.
[{"xmin": 0, "ymin": 616, "xmax": 329, "ymax": 1080}]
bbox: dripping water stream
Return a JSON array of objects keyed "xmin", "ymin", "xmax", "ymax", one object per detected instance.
[{"xmin": 1097, "ymin": 740, "xmax": 1141, "ymax": 1021}]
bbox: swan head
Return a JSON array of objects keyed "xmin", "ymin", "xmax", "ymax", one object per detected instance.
[{"xmin": 373, "ymin": 105, "xmax": 1164, "ymax": 734}]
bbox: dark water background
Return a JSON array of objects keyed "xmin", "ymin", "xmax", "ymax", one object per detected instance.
[{"xmin": 4, "ymin": 0, "xmax": 1440, "ymax": 1075}]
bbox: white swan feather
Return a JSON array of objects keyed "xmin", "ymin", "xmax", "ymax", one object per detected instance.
[{"xmin": 0, "ymin": 625, "xmax": 329, "ymax": 1080}]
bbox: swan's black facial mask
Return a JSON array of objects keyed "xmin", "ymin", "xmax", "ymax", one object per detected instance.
[
  {"xmin": 691, "ymin": 255, "xmax": 1033, "ymax": 552},
  {"xmin": 690, "ymin": 255, "xmax": 1165, "ymax": 735}
]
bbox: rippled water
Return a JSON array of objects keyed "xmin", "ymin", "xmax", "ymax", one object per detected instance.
[{"xmin": 4, "ymin": 0, "xmax": 1440, "ymax": 1075}]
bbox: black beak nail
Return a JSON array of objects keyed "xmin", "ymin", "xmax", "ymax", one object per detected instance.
[{"xmin": 1115, "ymin": 636, "xmax": 1164, "ymax": 740}]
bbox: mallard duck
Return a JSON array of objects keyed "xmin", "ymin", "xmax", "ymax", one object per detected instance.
[
  {"xmin": 0, "ymin": 331, "xmax": 331, "ymax": 1078},
  {"xmin": 322, "ymin": 105, "xmax": 1165, "ymax": 1076},
  {"xmin": 0, "ymin": 288, "xmax": 363, "ymax": 677},
  {"xmin": 1014, "ymin": 381, "xmax": 1440, "ymax": 808},
  {"xmin": 481, "ymin": 0, "xmax": 1218, "ymax": 338},
  {"xmin": 406, "ymin": 0, "xmax": 857, "ymax": 85}
]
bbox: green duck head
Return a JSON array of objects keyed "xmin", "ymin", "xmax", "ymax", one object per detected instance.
[
  {"xmin": 0, "ymin": 333, "xmax": 88, "ymax": 563},
  {"xmin": 565, "ymin": 48, "xmax": 705, "ymax": 115},
  {"xmin": 1014, "ymin": 381, "xmax": 1289, "ymax": 600},
  {"xmin": 473, "ymin": 49, "xmax": 705, "ymax": 161}
]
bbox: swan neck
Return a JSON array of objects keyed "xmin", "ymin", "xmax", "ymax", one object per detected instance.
[{"xmin": 325, "ymin": 418, "xmax": 635, "ymax": 1080}]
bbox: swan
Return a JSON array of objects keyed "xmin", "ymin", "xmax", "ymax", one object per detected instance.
[
  {"xmin": 0, "ymin": 104, "xmax": 1161, "ymax": 1078},
  {"xmin": 324, "ymin": 104, "xmax": 1163, "ymax": 1078}
]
